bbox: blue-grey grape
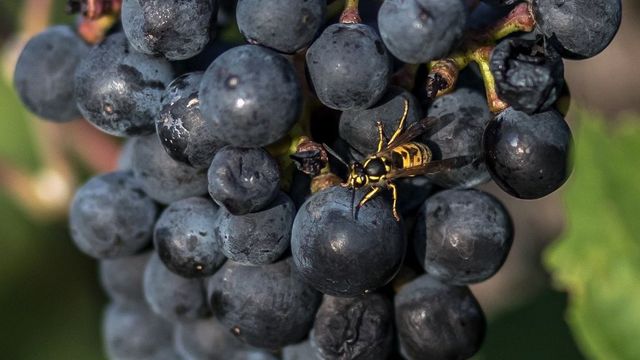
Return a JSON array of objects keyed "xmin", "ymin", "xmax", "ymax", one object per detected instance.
[
  {"xmin": 207, "ymin": 146, "xmax": 280, "ymax": 215},
  {"xmin": 216, "ymin": 192, "xmax": 295, "ymax": 265},
  {"xmin": 131, "ymin": 135, "xmax": 208, "ymax": 204},
  {"xmin": 236, "ymin": 0, "xmax": 325, "ymax": 54},
  {"xmin": 208, "ymin": 258, "xmax": 321, "ymax": 349},
  {"xmin": 199, "ymin": 45, "xmax": 302, "ymax": 147},
  {"xmin": 121, "ymin": 0, "xmax": 218, "ymax": 60},
  {"xmin": 306, "ymin": 23, "xmax": 391, "ymax": 111},
  {"xmin": 74, "ymin": 33, "xmax": 174, "ymax": 136},
  {"xmin": 13, "ymin": 25, "xmax": 88, "ymax": 122},
  {"xmin": 100, "ymin": 251, "xmax": 151, "ymax": 305},
  {"xmin": 69, "ymin": 171, "xmax": 157, "ymax": 259},
  {"xmin": 143, "ymin": 253, "xmax": 210, "ymax": 322},
  {"xmin": 154, "ymin": 197, "xmax": 226, "ymax": 278}
]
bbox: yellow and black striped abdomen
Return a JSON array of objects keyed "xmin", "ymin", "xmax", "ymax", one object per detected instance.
[{"xmin": 389, "ymin": 142, "xmax": 432, "ymax": 170}]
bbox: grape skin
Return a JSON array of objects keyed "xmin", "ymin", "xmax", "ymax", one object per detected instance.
[
  {"xmin": 69, "ymin": 171, "xmax": 157, "ymax": 259},
  {"xmin": 13, "ymin": 26, "xmax": 89, "ymax": 122},
  {"xmin": 122, "ymin": 0, "xmax": 218, "ymax": 60},
  {"xmin": 306, "ymin": 23, "xmax": 391, "ymax": 111},
  {"xmin": 74, "ymin": 33, "xmax": 174, "ymax": 137}
]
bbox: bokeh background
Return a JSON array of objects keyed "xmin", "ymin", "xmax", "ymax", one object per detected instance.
[{"xmin": 1, "ymin": 0, "xmax": 639, "ymax": 359}]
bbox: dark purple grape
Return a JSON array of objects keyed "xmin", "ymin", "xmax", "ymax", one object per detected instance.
[
  {"xmin": 74, "ymin": 33, "xmax": 174, "ymax": 136},
  {"xmin": 395, "ymin": 276, "xmax": 486, "ymax": 360},
  {"xmin": 131, "ymin": 135, "xmax": 208, "ymax": 204},
  {"xmin": 339, "ymin": 86, "xmax": 422, "ymax": 155},
  {"xmin": 199, "ymin": 45, "xmax": 302, "ymax": 147},
  {"xmin": 103, "ymin": 303, "xmax": 174, "ymax": 360},
  {"xmin": 310, "ymin": 294, "xmax": 394, "ymax": 360},
  {"xmin": 154, "ymin": 197, "xmax": 226, "ymax": 278},
  {"xmin": 422, "ymin": 87, "xmax": 492, "ymax": 188},
  {"xmin": 236, "ymin": 0, "xmax": 326, "ymax": 53},
  {"xmin": 306, "ymin": 23, "xmax": 391, "ymax": 111},
  {"xmin": 207, "ymin": 258, "xmax": 321, "ymax": 349},
  {"xmin": 100, "ymin": 251, "xmax": 151, "ymax": 305},
  {"xmin": 143, "ymin": 253, "xmax": 209, "ymax": 322},
  {"xmin": 414, "ymin": 189, "xmax": 513, "ymax": 284},
  {"xmin": 483, "ymin": 108, "xmax": 573, "ymax": 199},
  {"xmin": 216, "ymin": 192, "xmax": 295, "ymax": 265},
  {"xmin": 69, "ymin": 171, "xmax": 157, "ymax": 259},
  {"xmin": 491, "ymin": 37, "xmax": 564, "ymax": 114},
  {"xmin": 13, "ymin": 25, "xmax": 88, "ymax": 122},
  {"xmin": 378, "ymin": 0, "xmax": 468, "ymax": 64},
  {"xmin": 533, "ymin": 0, "xmax": 621, "ymax": 59},
  {"xmin": 156, "ymin": 72, "xmax": 224, "ymax": 169},
  {"xmin": 122, "ymin": 0, "xmax": 218, "ymax": 60},
  {"xmin": 207, "ymin": 146, "xmax": 280, "ymax": 215},
  {"xmin": 291, "ymin": 186, "xmax": 405, "ymax": 297}
]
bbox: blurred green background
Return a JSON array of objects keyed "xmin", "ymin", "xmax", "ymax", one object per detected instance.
[{"xmin": 1, "ymin": 1, "xmax": 639, "ymax": 359}]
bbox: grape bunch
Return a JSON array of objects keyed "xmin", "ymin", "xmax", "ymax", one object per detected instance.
[{"xmin": 13, "ymin": 0, "xmax": 621, "ymax": 359}]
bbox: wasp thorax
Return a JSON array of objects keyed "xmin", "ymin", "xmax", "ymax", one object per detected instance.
[{"xmin": 365, "ymin": 158, "xmax": 386, "ymax": 177}]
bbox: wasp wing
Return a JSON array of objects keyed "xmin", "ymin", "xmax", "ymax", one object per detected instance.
[
  {"xmin": 386, "ymin": 155, "xmax": 476, "ymax": 178},
  {"xmin": 384, "ymin": 115, "xmax": 452, "ymax": 151}
]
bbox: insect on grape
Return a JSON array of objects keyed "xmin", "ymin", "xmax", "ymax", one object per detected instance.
[{"xmin": 325, "ymin": 97, "xmax": 471, "ymax": 221}]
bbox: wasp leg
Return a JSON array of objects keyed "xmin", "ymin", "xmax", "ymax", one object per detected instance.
[
  {"xmin": 387, "ymin": 182, "xmax": 400, "ymax": 221},
  {"xmin": 376, "ymin": 121, "xmax": 386, "ymax": 153},
  {"xmin": 356, "ymin": 186, "xmax": 382, "ymax": 211},
  {"xmin": 388, "ymin": 98, "xmax": 410, "ymax": 145}
]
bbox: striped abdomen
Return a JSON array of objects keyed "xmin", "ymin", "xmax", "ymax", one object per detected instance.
[{"xmin": 389, "ymin": 142, "xmax": 432, "ymax": 171}]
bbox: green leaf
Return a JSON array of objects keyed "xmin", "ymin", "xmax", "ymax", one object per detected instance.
[{"xmin": 544, "ymin": 110, "xmax": 640, "ymax": 360}]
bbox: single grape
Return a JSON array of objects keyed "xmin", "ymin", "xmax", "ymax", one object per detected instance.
[
  {"xmin": 378, "ymin": 0, "xmax": 467, "ymax": 64},
  {"xmin": 103, "ymin": 303, "xmax": 174, "ymax": 360},
  {"xmin": 339, "ymin": 86, "xmax": 422, "ymax": 155},
  {"xmin": 100, "ymin": 251, "xmax": 151, "ymax": 305},
  {"xmin": 121, "ymin": 0, "xmax": 218, "ymax": 60},
  {"xmin": 154, "ymin": 197, "xmax": 226, "ymax": 278},
  {"xmin": 199, "ymin": 45, "xmax": 302, "ymax": 147},
  {"xmin": 236, "ymin": 0, "xmax": 326, "ymax": 54},
  {"xmin": 533, "ymin": 0, "xmax": 622, "ymax": 59},
  {"xmin": 310, "ymin": 294, "xmax": 394, "ymax": 360},
  {"xmin": 395, "ymin": 276, "xmax": 486, "ymax": 360},
  {"xmin": 207, "ymin": 146, "xmax": 280, "ymax": 215},
  {"xmin": 75, "ymin": 33, "xmax": 174, "ymax": 136},
  {"xmin": 207, "ymin": 258, "xmax": 321, "ymax": 349},
  {"xmin": 216, "ymin": 192, "xmax": 295, "ymax": 265},
  {"xmin": 414, "ymin": 189, "xmax": 514, "ymax": 284},
  {"xmin": 131, "ymin": 135, "xmax": 208, "ymax": 204},
  {"xmin": 491, "ymin": 37, "xmax": 564, "ymax": 114},
  {"xmin": 156, "ymin": 72, "xmax": 224, "ymax": 169},
  {"xmin": 69, "ymin": 171, "xmax": 157, "ymax": 259},
  {"xmin": 291, "ymin": 186, "xmax": 406, "ymax": 297},
  {"xmin": 306, "ymin": 23, "xmax": 391, "ymax": 111},
  {"xmin": 174, "ymin": 317, "xmax": 251, "ymax": 360},
  {"xmin": 422, "ymin": 87, "xmax": 492, "ymax": 188},
  {"xmin": 143, "ymin": 253, "xmax": 210, "ymax": 322},
  {"xmin": 13, "ymin": 25, "xmax": 88, "ymax": 122},
  {"xmin": 483, "ymin": 108, "xmax": 573, "ymax": 199}
]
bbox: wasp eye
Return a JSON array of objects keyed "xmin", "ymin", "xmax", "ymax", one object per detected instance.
[{"xmin": 365, "ymin": 158, "xmax": 385, "ymax": 177}]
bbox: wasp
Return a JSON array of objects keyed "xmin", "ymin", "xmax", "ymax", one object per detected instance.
[{"xmin": 326, "ymin": 98, "xmax": 469, "ymax": 221}]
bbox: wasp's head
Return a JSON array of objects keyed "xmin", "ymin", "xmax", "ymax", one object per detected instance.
[{"xmin": 347, "ymin": 162, "xmax": 367, "ymax": 188}]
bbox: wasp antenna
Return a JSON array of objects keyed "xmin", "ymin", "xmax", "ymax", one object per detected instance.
[{"xmin": 322, "ymin": 143, "xmax": 350, "ymax": 169}]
